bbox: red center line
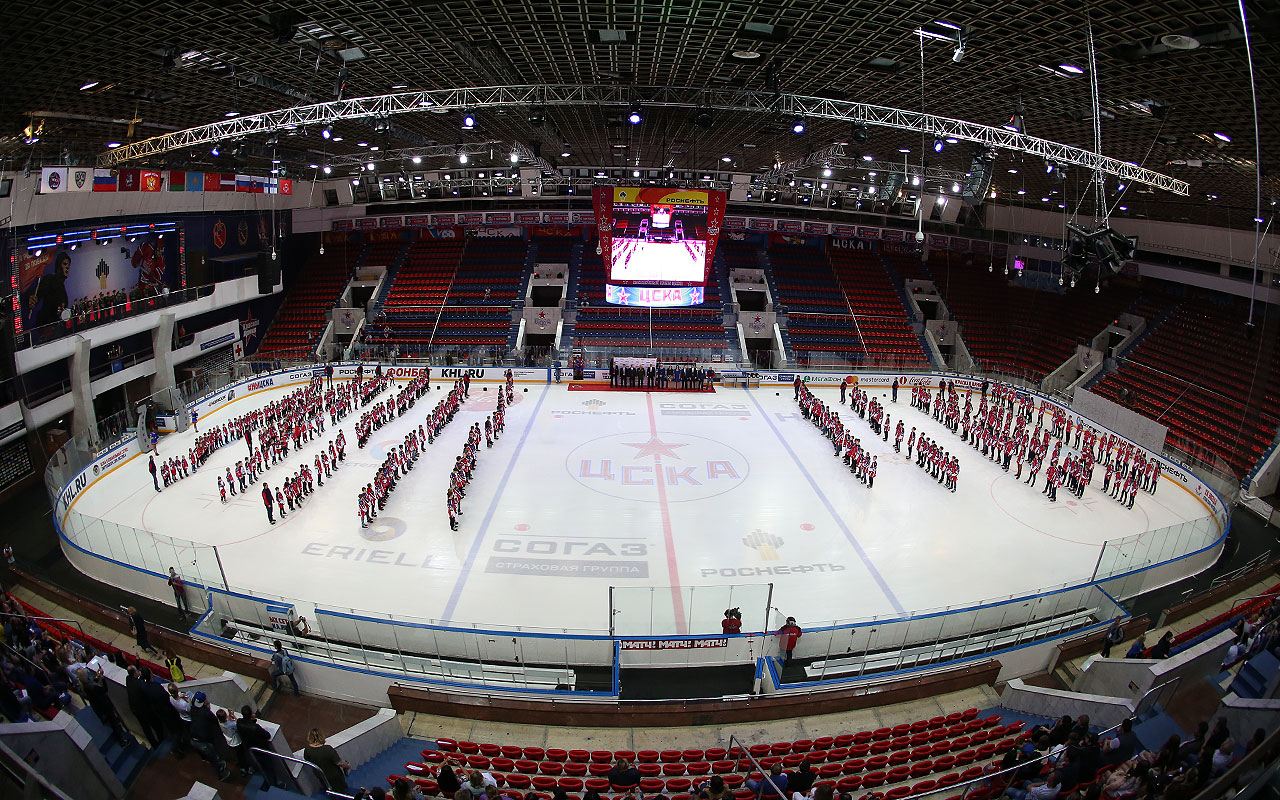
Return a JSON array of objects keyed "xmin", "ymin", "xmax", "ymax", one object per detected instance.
[{"xmin": 646, "ymin": 392, "xmax": 687, "ymax": 635}]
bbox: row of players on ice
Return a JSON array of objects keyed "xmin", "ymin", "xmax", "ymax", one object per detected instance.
[{"xmin": 791, "ymin": 375, "xmax": 1162, "ymax": 506}]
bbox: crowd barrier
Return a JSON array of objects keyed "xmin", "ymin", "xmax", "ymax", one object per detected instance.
[{"xmin": 44, "ymin": 365, "xmax": 1231, "ymax": 705}]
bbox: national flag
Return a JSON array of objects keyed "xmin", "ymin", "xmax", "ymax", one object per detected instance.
[
  {"xmin": 140, "ymin": 170, "xmax": 162, "ymax": 191},
  {"xmin": 279, "ymin": 178, "xmax": 293, "ymax": 196},
  {"xmin": 185, "ymin": 172, "xmax": 204, "ymax": 192},
  {"xmin": 204, "ymin": 172, "xmax": 222, "ymax": 192},
  {"xmin": 219, "ymin": 173, "xmax": 236, "ymax": 192},
  {"xmin": 39, "ymin": 167, "xmax": 68, "ymax": 193},
  {"xmin": 67, "ymin": 167, "xmax": 93, "ymax": 192},
  {"xmin": 235, "ymin": 174, "xmax": 251, "ymax": 192},
  {"xmin": 118, "ymin": 168, "xmax": 141, "ymax": 192},
  {"xmin": 168, "ymin": 170, "xmax": 186, "ymax": 191},
  {"xmin": 250, "ymin": 175, "xmax": 267, "ymax": 193},
  {"xmin": 93, "ymin": 169, "xmax": 117, "ymax": 192}
]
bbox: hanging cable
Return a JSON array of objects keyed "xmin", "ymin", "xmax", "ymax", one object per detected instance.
[
  {"xmin": 1084, "ymin": 10, "xmax": 1106, "ymax": 227},
  {"xmin": 1237, "ymin": 0, "xmax": 1263, "ymax": 327}
]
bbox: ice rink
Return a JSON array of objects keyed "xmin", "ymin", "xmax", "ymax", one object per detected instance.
[{"xmin": 68, "ymin": 379, "xmax": 1215, "ymax": 634}]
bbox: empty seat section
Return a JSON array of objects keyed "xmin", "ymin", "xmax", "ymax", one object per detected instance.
[{"xmin": 257, "ymin": 246, "xmax": 364, "ymax": 357}]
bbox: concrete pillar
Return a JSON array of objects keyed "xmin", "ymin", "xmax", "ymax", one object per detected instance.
[
  {"xmin": 150, "ymin": 312, "xmax": 176, "ymax": 395},
  {"xmin": 68, "ymin": 336, "xmax": 97, "ymax": 446}
]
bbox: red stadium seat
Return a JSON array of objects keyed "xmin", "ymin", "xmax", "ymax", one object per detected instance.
[
  {"xmin": 438, "ymin": 739, "xmax": 459, "ymax": 753},
  {"xmin": 546, "ymin": 749, "xmax": 569, "ymax": 763},
  {"xmin": 480, "ymin": 744, "xmax": 502, "ymax": 757},
  {"xmin": 638, "ymin": 751, "xmax": 660, "ymax": 764},
  {"xmin": 558, "ymin": 778, "xmax": 584, "ymax": 792},
  {"xmin": 793, "ymin": 740, "xmax": 813, "ymax": 753},
  {"xmin": 853, "ymin": 732, "xmax": 875, "ymax": 745},
  {"xmin": 588, "ymin": 764, "xmax": 611, "ymax": 777},
  {"xmin": 783, "ymin": 754, "xmax": 806, "ymax": 768},
  {"xmin": 569, "ymin": 750, "xmax": 591, "ymax": 764},
  {"xmin": 818, "ymin": 764, "xmax": 843, "ymax": 779},
  {"xmin": 492, "ymin": 758, "xmax": 516, "ymax": 773},
  {"xmin": 506, "ymin": 776, "xmax": 532, "ymax": 790},
  {"xmin": 912, "ymin": 780, "xmax": 938, "ymax": 795},
  {"xmin": 663, "ymin": 764, "xmax": 686, "ymax": 777},
  {"xmin": 590, "ymin": 751, "xmax": 612, "ymax": 764},
  {"xmin": 667, "ymin": 778, "xmax": 693, "ymax": 793},
  {"xmin": 638, "ymin": 764, "xmax": 662, "ymax": 778},
  {"xmin": 502, "ymin": 746, "xmax": 524, "ymax": 760},
  {"xmin": 563, "ymin": 763, "xmax": 588, "ymax": 777},
  {"xmin": 844, "ymin": 759, "xmax": 865, "ymax": 775},
  {"xmin": 861, "ymin": 772, "xmax": 888, "ymax": 789},
  {"xmin": 910, "ymin": 762, "xmax": 933, "ymax": 778},
  {"xmin": 687, "ymin": 762, "xmax": 711, "ymax": 776},
  {"xmin": 466, "ymin": 756, "xmax": 490, "ymax": 770},
  {"xmin": 459, "ymin": 742, "xmax": 480, "ymax": 755},
  {"xmin": 887, "ymin": 766, "xmax": 911, "ymax": 784},
  {"xmin": 539, "ymin": 762, "xmax": 563, "ymax": 776},
  {"xmin": 834, "ymin": 734, "xmax": 856, "ymax": 748},
  {"xmin": 712, "ymin": 762, "xmax": 735, "ymax": 775},
  {"xmin": 885, "ymin": 787, "xmax": 913, "ymax": 800},
  {"xmin": 705, "ymin": 749, "xmax": 728, "ymax": 761},
  {"xmin": 586, "ymin": 779, "xmax": 610, "ymax": 792},
  {"xmin": 814, "ymin": 737, "xmax": 836, "ymax": 750},
  {"xmin": 640, "ymin": 779, "xmax": 665, "ymax": 794},
  {"xmin": 416, "ymin": 779, "xmax": 439, "ymax": 795},
  {"xmin": 532, "ymin": 777, "xmax": 558, "ymax": 791},
  {"xmin": 837, "ymin": 776, "xmax": 862, "ymax": 792},
  {"xmin": 516, "ymin": 761, "xmax": 539, "ymax": 775},
  {"xmin": 524, "ymin": 747, "xmax": 546, "ymax": 761},
  {"xmin": 423, "ymin": 751, "xmax": 446, "ymax": 764}
]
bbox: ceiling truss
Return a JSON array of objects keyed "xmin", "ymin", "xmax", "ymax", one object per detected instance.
[{"xmin": 96, "ymin": 85, "xmax": 1191, "ymax": 196}]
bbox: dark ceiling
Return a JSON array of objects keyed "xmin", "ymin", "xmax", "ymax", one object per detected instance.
[{"xmin": 1, "ymin": 0, "xmax": 1277, "ymax": 228}]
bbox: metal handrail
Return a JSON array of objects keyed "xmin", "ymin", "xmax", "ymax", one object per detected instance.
[
  {"xmin": 1230, "ymin": 590, "xmax": 1280, "ymax": 612},
  {"xmin": 249, "ymin": 747, "xmax": 355, "ymax": 800},
  {"xmin": 0, "ymin": 611, "xmax": 89, "ymax": 641},
  {"xmin": 728, "ymin": 733, "xmax": 789, "ymax": 800}
]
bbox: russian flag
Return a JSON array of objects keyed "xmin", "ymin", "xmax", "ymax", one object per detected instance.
[
  {"xmin": 92, "ymin": 169, "xmax": 117, "ymax": 192},
  {"xmin": 235, "ymin": 174, "xmax": 252, "ymax": 192}
]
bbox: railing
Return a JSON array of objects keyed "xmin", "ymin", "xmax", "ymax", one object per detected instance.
[
  {"xmin": 0, "ymin": 739, "xmax": 78, "ymax": 800},
  {"xmin": 0, "ymin": 611, "xmax": 87, "ymax": 641},
  {"xmin": 14, "ymin": 284, "xmax": 215, "ymax": 350},
  {"xmin": 249, "ymin": 747, "xmax": 352, "ymax": 799}
]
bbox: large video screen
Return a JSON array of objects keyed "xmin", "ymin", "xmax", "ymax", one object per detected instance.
[{"xmin": 594, "ymin": 186, "xmax": 726, "ymax": 287}]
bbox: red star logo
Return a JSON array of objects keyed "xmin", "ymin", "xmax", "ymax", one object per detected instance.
[
  {"xmin": 621, "ymin": 436, "xmax": 689, "ymax": 460},
  {"xmin": 538, "ymin": 311, "xmax": 547, "ymax": 319},
  {"xmin": 754, "ymin": 315, "xmax": 762, "ymax": 323}
]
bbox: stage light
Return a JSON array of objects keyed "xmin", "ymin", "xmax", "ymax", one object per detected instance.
[
  {"xmin": 80, "ymin": 81, "xmax": 99, "ymax": 91},
  {"xmin": 320, "ymin": 244, "xmax": 325, "ymax": 255},
  {"xmin": 694, "ymin": 110, "xmax": 713, "ymax": 129},
  {"xmin": 952, "ymin": 43, "xmax": 965, "ymax": 62},
  {"xmin": 792, "ymin": 118, "xmax": 806, "ymax": 134},
  {"xmin": 898, "ymin": 147, "xmax": 911, "ymax": 153},
  {"xmin": 632, "ymin": 169, "xmax": 640, "ymax": 177},
  {"xmin": 1045, "ymin": 161, "xmax": 1056, "ymax": 174},
  {"xmin": 912, "ymin": 175, "xmax": 920, "ymax": 186},
  {"xmin": 1095, "ymin": 284, "xmax": 1100, "ymax": 294},
  {"xmin": 322, "ymin": 165, "xmax": 332, "ymax": 175},
  {"xmin": 321, "ymin": 126, "xmax": 332, "ymax": 140},
  {"xmin": 1058, "ymin": 64, "xmax": 1084, "ymax": 74},
  {"xmin": 106, "ymin": 142, "xmax": 120, "ymax": 148},
  {"xmin": 822, "ymin": 167, "xmax": 832, "ymax": 177},
  {"xmin": 562, "ymin": 150, "xmax": 571, "ymax": 157},
  {"xmin": 953, "ymin": 182, "xmax": 961, "ymax": 193},
  {"xmin": 509, "ymin": 151, "xmax": 519, "ymax": 163},
  {"xmin": 210, "ymin": 146, "xmax": 220, "ymax": 156},
  {"xmin": 461, "ymin": 111, "xmax": 476, "ymax": 129},
  {"xmin": 366, "ymin": 161, "xmax": 375, "ymax": 171},
  {"xmin": 1213, "ymin": 132, "xmax": 1231, "ymax": 142},
  {"xmin": 458, "ymin": 153, "xmax": 469, "ymax": 164},
  {"xmin": 851, "ymin": 123, "xmax": 868, "ymax": 142},
  {"xmin": 1003, "ymin": 105, "xmax": 1025, "ymax": 133},
  {"xmin": 862, "ymin": 154, "xmax": 874, "ymax": 161},
  {"xmin": 934, "ymin": 139, "xmax": 944, "ymax": 152},
  {"xmin": 628, "ymin": 103, "xmax": 642, "ymax": 125},
  {"xmin": 33, "ymin": 249, "xmax": 41, "ymax": 256},
  {"xmin": 70, "ymin": 243, "xmax": 78, "ymax": 251}
]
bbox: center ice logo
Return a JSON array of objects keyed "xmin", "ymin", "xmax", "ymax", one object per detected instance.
[{"xmin": 566, "ymin": 431, "xmax": 749, "ymax": 503}]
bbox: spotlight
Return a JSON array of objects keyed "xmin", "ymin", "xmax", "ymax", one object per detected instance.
[
  {"xmin": 952, "ymin": 43, "xmax": 966, "ymax": 62},
  {"xmin": 792, "ymin": 118, "xmax": 806, "ymax": 134},
  {"xmin": 851, "ymin": 123, "xmax": 868, "ymax": 142},
  {"xmin": 934, "ymin": 139, "xmax": 944, "ymax": 152},
  {"xmin": 1003, "ymin": 104, "xmax": 1025, "ymax": 133},
  {"xmin": 694, "ymin": 110, "xmax": 713, "ymax": 129},
  {"xmin": 322, "ymin": 165, "xmax": 332, "ymax": 175},
  {"xmin": 321, "ymin": 125, "xmax": 332, "ymax": 140},
  {"xmin": 458, "ymin": 153, "xmax": 469, "ymax": 164},
  {"xmin": 1045, "ymin": 161, "xmax": 1055, "ymax": 174},
  {"xmin": 366, "ymin": 162, "xmax": 375, "ymax": 171},
  {"xmin": 33, "ymin": 249, "xmax": 42, "ymax": 256},
  {"xmin": 461, "ymin": 111, "xmax": 476, "ymax": 129},
  {"xmin": 632, "ymin": 169, "xmax": 640, "ymax": 177},
  {"xmin": 210, "ymin": 146, "xmax": 220, "ymax": 156},
  {"xmin": 1095, "ymin": 284, "xmax": 1100, "ymax": 294},
  {"xmin": 1212, "ymin": 132, "xmax": 1231, "ymax": 143},
  {"xmin": 509, "ymin": 151, "xmax": 519, "ymax": 164},
  {"xmin": 320, "ymin": 244, "xmax": 325, "ymax": 255},
  {"xmin": 911, "ymin": 175, "xmax": 920, "ymax": 186},
  {"xmin": 628, "ymin": 103, "xmax": 642, "ymax": 125},
  {"xmin": 412, "ymin": 156, "xmax": 422, "ymax": 165},
  {"xmin": 822, "ymin": 167, "xmax": 832, "ymax": 177},
  {"xmin": 952, "ymin": 182, "xmax": 961, "ymax": 193}
]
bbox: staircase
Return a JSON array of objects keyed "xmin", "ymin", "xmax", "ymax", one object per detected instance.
[
  {"xmin": 369, "ymin": 241, "xmax": 413, "ymax": 315},
  {"xmin": 73, "ymin": 705, "xmax": 150, "ymax": 790},
  {"xmin": 756, "ymin": 249, "xmax": 795, "ymax": 365},
  {"xmin": 506, "ymin": 241, "xmax": 543, "ymax": 352},
  {"xmin": 1083, "ymin": 300, "xmax": 1180, "ymax": 390},
  {"xmin": 1228, "ymin": 649, "xmax": 1280, "ymax": 698}
]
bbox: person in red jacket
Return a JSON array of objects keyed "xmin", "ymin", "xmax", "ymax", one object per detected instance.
[
  {"xmin": 778, "ymin": 617, "xmax": 803, "ymax": 664},
  {"xmin": 722, "ymin": 608, "xmax": 743, "ymax": 635}
]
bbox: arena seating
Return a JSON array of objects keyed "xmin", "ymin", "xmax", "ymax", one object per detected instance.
[
  {"xmin": 367, "ymin": 237, "xmax": 525, "ymax": 351},
  {"xmin": 389, "ymin": 710, "xmax": 1034, "ymax": 800},
  {"xmin": 769, "ymin": 244, "xmax": 927, "ymax": 367},
  {"xmin": 1091, "ymin": 297, "xmax": 1280, "ymax": 475},
  {"xmin": 256, "ymin": 247, "xmax": 362, "ymax": 357},
  {"xmin": 930, "ymin": 251, "xmax": 1139, "ymax": 381}
]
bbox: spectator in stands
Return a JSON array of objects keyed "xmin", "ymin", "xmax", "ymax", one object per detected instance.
[
  {"xmin": 1178, "ymin": 722, "xmax": 1209, "ymax": 767},
  {"xmin": 392, "ymin": 777, "xmax": 425, "ymax": 800},
  {"xmin": 304, "ymin": 728, "xmax": 351, "ymax": 793},
  {"xmin": 748, "ymin": 763, "xmax": 788, "ymax": 799},
  {"xmin": 787, "ymin": 760, "xmax": 816, "ymax": 796},
  {"xmin": 1150, "ymin": 631, "xmax": 1174, "ymax": 659},
  {"xmin": 437, "ymin": 763, "xmax": 462, "ymax": 795},
  {"xmin": 696, "ymin": 775, "xmax": 727, "ymax": 800},
  {"xmin": 188, "ymin": 691, "xmax": 231, "ymax": 781},
  {"xmin": 216, "ymin": 707, "xmax": 253, "ymax": 777},
  {"xmin": 125, "ymin": 665, "xmax": 163, "ymax": 746},
  {"xmin": 1103, "ymin": 719, "xmax": 1140, "ymax": 767},
  {"xmin": 466, "ymin": 767, "xmax": 498, "ymax": 792},
  {"xmin": 140, "ymin": 665, "xmax": 181, "ymax": 752},
  {"xmin": 80, "ymin": 662, "xmax": 130, "ymax": 745},
  {"xmin": 167, "ymin": 682, "xmax": 193, "ymax": 753},
  {"xmin": 1006, "ymin": 770, "xmax": 1062, "ymax": 800},
  {"xmin": 126, "ymin": 607, "xmax": 158, "ymax": 655},
  {"xmin": 1124, "ymin": 636, "xmax": 1146, "ymax": 658},
  {"xmin": 609, "ymin": 757, "xmax": 641, "ymax": 791},
  {"xmin": 237, "ymin": 705, "xmax": 287, "ymax": 791}
]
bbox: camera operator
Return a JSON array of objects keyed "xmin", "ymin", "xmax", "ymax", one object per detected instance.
[{"xmin": 722, "ymin": 608, "xmax": 742, "ymax": 635}]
